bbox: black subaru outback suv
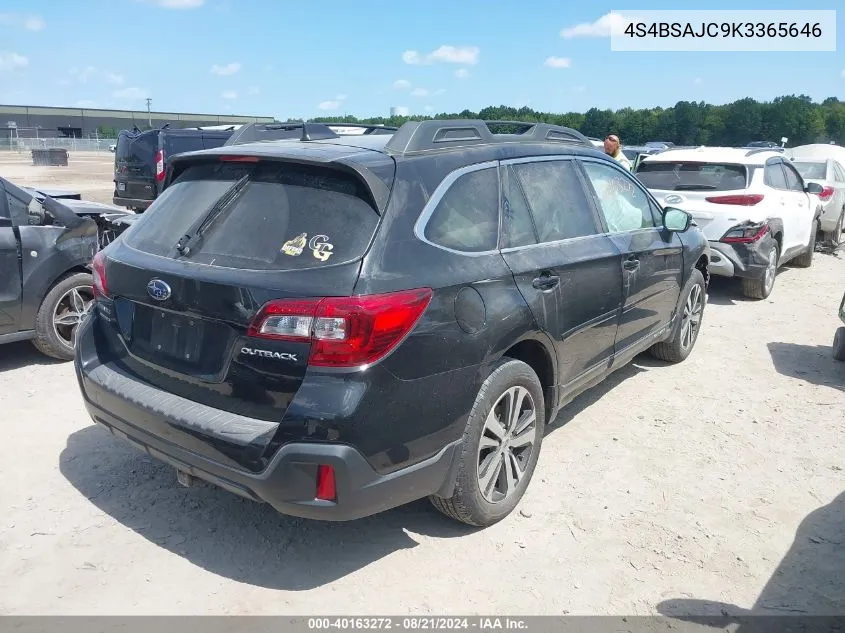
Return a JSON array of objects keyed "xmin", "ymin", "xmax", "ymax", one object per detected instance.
[{"xmin": 75, "ymin": 120, "xmax": 710, "ymax": 527}]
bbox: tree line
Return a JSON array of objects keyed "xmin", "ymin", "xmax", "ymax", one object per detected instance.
[{"xmin": 305, "ymin": 95, "xmax": 845, "ymax": 148}]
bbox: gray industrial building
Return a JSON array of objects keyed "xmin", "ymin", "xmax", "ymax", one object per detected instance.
[{"xmin": 1, "ymin": 104, "xmax": 276, "ymax": 138}]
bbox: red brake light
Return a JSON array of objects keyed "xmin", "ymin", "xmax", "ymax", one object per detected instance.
[
  {"xmin": 705, "ymin": 194, "xmax": 764, "ymax": 206},
  {"xmin": 155, "ymin": 149, "xmax": 165, "ymax": 182},
  {"xmin": 819, "ymin": 186, "xmax": 834, "ymax": 201},
  {"xmin": 721, "ymin": 223, "xmax": 768, "ymax": 244},
  {"xmin": 92, "ymin": 251, "xmax": 108, "ymax": 298},
  {"xmin": 247, "ymin": 288, "xmax": 433, "ymax": 368},
  {"xmin": 315, "ymin": 465, "xmax": 337, "ymax": 502}
]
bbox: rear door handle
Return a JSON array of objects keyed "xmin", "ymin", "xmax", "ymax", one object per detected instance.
[
  {"xmin": 532, "ymin": 273, "xmax": 560, "ymax": 291},
  {"xmin": 623, "ymin": 258, "xmax": 640, "ymax": 272}
]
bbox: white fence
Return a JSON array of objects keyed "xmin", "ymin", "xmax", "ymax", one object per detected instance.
[{"xmin": 0, "ymin": 137, "xmax": 117, "ymax": 152}]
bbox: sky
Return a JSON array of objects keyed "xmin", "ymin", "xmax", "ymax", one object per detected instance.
[{"xmin": 0, "ymin": 0, "xmax": 843, "ymax": 120}]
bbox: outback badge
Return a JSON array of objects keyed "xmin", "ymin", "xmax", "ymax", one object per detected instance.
[{"xmin": 146, "ymin": 279, "xmax": 172, "ymax": 301}]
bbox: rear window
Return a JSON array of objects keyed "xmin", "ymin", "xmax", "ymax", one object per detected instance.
[
  {"xmin": 791, "ymin": 161, "xmax": 827, "ymax": 180},
  {"xmin": 636, "ymin": 161, "xmax": 748, "ymax": 191},
  {"xmin": 116, "ymin": 131, "xmax": 157, "ymax": 165},
  {"xmin": 162, "ymin": 133, "xmax": 204, "ymax": 157},
  {"xmin": 123, "ymin": 160, "xmax": 380, "ymax": 271}
]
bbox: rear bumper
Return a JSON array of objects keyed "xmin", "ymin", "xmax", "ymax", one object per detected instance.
[
  {"xmin": 113, "ymin": 196, "xmax": 152, "ymax": 210},
  {"xmin": 707, "ymin": 240, "xmax": 771, "ymax": 279},
  {"xmin": 74, "ymin": 320, "xmax": 461, "ymax": 522}
]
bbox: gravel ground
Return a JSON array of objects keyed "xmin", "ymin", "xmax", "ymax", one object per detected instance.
[{"xmin": 0, "ymin": 151, "xmax": 843, "ymax": 616}]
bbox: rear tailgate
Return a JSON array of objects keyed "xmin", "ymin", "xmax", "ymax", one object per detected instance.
[
  {"xmin": 94, "ymin": 154, "xmax": 393, "ymax": 468},
  {"xmin": 637, "ymin": 160, "xmax": 757, "ymax": 240},
  {"xmin": 114, "ymin": 130, "xmax": 157, "ymax": 202}
]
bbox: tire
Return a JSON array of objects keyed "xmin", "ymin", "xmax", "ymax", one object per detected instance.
[
  {"xmin": 649, "ymin": 268, "xmax": 706, "ymax": 363},
  {"xmin": 429, "ymin": 358, "xmax": 545, "ymax": 527},
  {"xmin": 833, "ymin": 327, "xmax": 845, "ymax": 362},
  {"xmin": 31, "ymin": 272, "xmax": 95, "ymax": 361},
  {"xmin": 740, "ymin": 239, "xmax": 779, "ymax": 300},
  {"xmin": 792, "ymin": 219, "xmax": 817, "ymax": 268},
  {"xmin": 823, "ymin": 210, "xmax": 844, "ymax": 245}
]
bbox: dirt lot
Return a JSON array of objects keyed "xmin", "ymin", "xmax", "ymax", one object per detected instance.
[{"xmin": 0, "ymin": 151, "xmax": 843, "ymax": 616}]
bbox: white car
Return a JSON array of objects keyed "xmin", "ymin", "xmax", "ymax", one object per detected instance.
[
  {"xmin": 785, "ymin": 144, "xmax": 845, "ymax": 244},
  {"xmin": 636, "ymin": 147, "xmax": 823, "ymax": 299}
]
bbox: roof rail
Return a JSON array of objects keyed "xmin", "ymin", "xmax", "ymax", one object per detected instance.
[
  {"xmin": 223, "ymin": 122, "xmax": 398, "ymax": 146},
  {"xmin": 383, "ymin": 119, "xmax": 593, "ymax": 155}
]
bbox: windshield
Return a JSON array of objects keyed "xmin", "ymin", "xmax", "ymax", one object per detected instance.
[
  {"xmin": 791, "ymin": 161, "xmax": 827, "ymax": 180},
  {"xmin": 123, "ymin": 160, "xmax": 380, "ymax": 271},
  {"xmin": 636, "ymin": 161, "xmax": 748, "ymax": 191}
]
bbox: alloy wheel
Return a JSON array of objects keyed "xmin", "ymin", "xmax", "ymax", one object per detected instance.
[
  {"xmin": 477, "ymin": 386, "xmax": 538, "ymax": 503},
  {"xmin": 53, "ymin": 285, "xmax": 94, "ymax": 349},
  {"xmin": 681, "ymin": 283, "xmax": 704, "ymax": 349}
]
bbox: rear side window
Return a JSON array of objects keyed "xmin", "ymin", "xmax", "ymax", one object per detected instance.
[
  {"xmin": 163, "ymin": 134, "xmax": 204, "ymax": 156},
  {"xmin": 792, "ymin": 161, "xmax": 827, "ymax": 180},
  {"xmin": 423, "ymin": 167, "xmax": 499, "ymax": 252},
  {"xmin": 765, "ymin": 162, "xmax": 788, "ymax": 189},
  {"xmin": 637, "ymin": 161, "xmax": 748, "ymax": 191},
  {"xmin": 511, "ymin": 160, "xmax": 598, "ymax": 242},
  {"xmin": 834, "ymin": 163, "xmax": 845, "ymax": 182},
  {"xmin": 123, "ymin": 161, "xmax": 380, "ymax": 271}
]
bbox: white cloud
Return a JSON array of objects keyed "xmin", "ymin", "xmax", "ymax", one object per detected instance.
[
  {"xmin": 393, "ymin": 79, "xmax": 412, "ymax": 90},
  {"xmin": 424, "ymin": 105, "xmax": 434, "ymax": 113},
  {"xmin": 433, "ymin": 88, "xmax": 446, "ymax": 96},
  {"xmin": 574, "ymin": 85, "xmax": 587, "ymax": 93},
  {"xmin": 137, "ymin": 0, "xmax": 205, "ymax": 8},
  {"xmin": 694, "ymin": 77, "xmax": 703, "ymax": 85},
  {"xmin": 211, "ymin": 62, "xmax": 241, "ymax": 76},
  {"xmin": 561, "ymin": 12, "xmax": 630, "ymax": 38},
  {"xmin": 76, "ymin": 100, "xmax": 98, "ymax": 108},
  {"xmin": 0, "ymin": 13, "xmax": 46, "ymax": 31},
  {"xmin": 335, "ymin": 94, "xmax": 347, "ymax": 101},
  {"xmin": 113, "ymin": 86, "xmax": 147, "ymax": 101},
  {"xmin": 67, "ymin": 66, "xmax": 125, "ymax": 86},
  {"xmin": 391, "ymin": 106, "xmax": 410, "ymax": 116},
  {"xmin": 403, "ymin": 45, "xmax": 480, "ymax": 66},
  {"xmin": 0, "ymin": 52, "xmax": 28, "ymax": 71},
  {"xmin": 411, "ymin": 87, "xmax": 429, "ymax": 97},
  {"xmin": 222, "ymin": 90, "xmax": 237, "ymax": 100},
  {"xmin": 544, "ymin": 56, "xmax": 572, "ymax": 69},
  {"xmin": 247, "ymin": 85, "xmax": 260, "ymax": 95},
  {"xmin": 840, "ymin": 69, "xmax": 845, "ymax": 78},
  {"xmin": 105, "ymin": 72, "xmax": 125, "ymax": 85},
  {"xmin": 318, "ymin": 100, "xmax": 342, "ymax": 111},
  {"xmin": 454, "ymin": 68, "xmax": 470, "ymax": 79}
]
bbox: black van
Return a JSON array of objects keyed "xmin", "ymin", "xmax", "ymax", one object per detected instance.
[{"xmin": 113, "ymin": 127, "xmax": 235, "ymax": 211}]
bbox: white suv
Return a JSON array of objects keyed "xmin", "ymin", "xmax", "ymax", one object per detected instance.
[{"xmin": 636, "ymin": 147, "xmax": 823, "ymax": 299}]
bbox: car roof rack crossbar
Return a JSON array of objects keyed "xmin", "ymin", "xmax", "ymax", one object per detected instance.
[
  {"xmin": 324, "ymin": 124, "xmax": 399, "ymax": 135},
  {"xmin": 383, "ymin": 119, "xmax": 592, "ymax": 155}
]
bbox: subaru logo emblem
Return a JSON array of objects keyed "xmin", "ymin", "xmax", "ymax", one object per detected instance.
[
  {"xmin": 665, "ymin": 194, "xmax": 683, "ymax": 205},
  {"xmin": 146, "ymin": 279, "xmax": 171, "ymax": 301}
]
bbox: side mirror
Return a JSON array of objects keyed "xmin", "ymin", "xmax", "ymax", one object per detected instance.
[
  {"xmin": 663, "ymin": 207, "xmax": 692, "ymax": 232},
  {"xmin": 805, "ymin": 182, "xmax": 824, "ymax": 195}
]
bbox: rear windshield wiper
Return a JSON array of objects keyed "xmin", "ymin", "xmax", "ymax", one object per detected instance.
[{"xmin": 174, "ymin": 173, "xmax": 251, "ymax": 256}]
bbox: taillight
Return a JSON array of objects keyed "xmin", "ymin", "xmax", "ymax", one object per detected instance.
[
  {"xmin": 247, "ymin": 288, "xmax": 433, "ymax": 368},
  {"xmin": 92, "ymin": 251, "xmax": 108, "ymax": 298},
  {"xmin": 705, "ymin": 194, "xmax": 764, "ymax": 206},
  {"xmin": 721, "ymin": 223, "xmax": 768, "ymax": 244},
  {"xmin": 315, "ymin": 465, "xmax": 337, "ymax": 502},
  {"xmin": 155, "ymin": 149, "xmax": 165, "ymax": 182},
  {"xmin": 220, "ymin": 155, "xmax": 260, "ymax": 163},
  {"xmin": 819, "ymin": 186, "xmax": 834, "ymax": 201}
]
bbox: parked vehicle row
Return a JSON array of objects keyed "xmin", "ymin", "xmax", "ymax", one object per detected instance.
[
  {"xmin": 635, "ymin": 146, "xmax": 824, "ymax": 299},
  {"xmin": 74, "ymin": 119, "xmax": 711, "ymax": 527}
]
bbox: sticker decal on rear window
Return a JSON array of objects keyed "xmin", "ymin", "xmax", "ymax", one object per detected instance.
[
  {"xmin": 281, "ymin": 233, "xmax": 307, "ymax": 256},
  {"xmin": 309, "ymin": 234, "xmax": 334, "ymax": 261}
]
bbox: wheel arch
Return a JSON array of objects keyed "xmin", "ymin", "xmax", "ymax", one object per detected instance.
[{"xmin": 499, "ymin": 334, "xmax": 557, "ymax": 424}]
